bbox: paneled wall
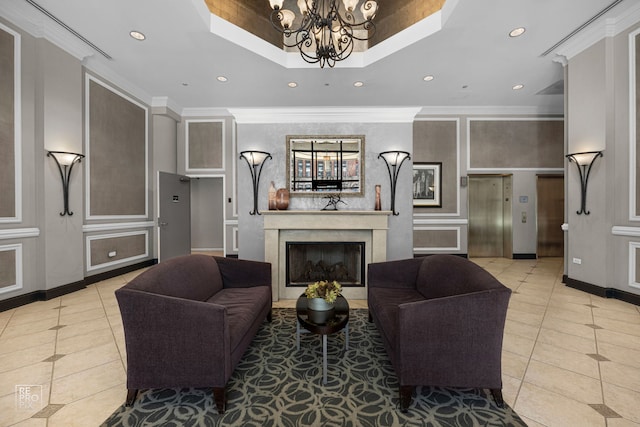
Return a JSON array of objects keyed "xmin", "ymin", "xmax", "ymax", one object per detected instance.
[
  {"xmin": 413, "ymin": 116, "xmax": 564, "ymax": 257},
  {"xmin": 84, "ymin": 75, "xmax": 153, "ymax": 274}
]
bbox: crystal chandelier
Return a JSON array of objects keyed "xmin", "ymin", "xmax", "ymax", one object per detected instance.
[{"xmin": 268, "ymin": 0, "xmax": 378, "ymax": 68}]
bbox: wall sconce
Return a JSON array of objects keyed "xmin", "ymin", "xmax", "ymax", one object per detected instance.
[
  {"xmin": 378, "ymin": 150, "xmax": 411, "ymax": 216},
  {"xmin": 47, "ymin": 151, "xmax": 85, "ymax": 216},
  {"xmin": 239, "ymin": 150, "xmax": 272, "ymax": 215},
  {"xmin": 566, "ymin": 150, "xmax": 603, "ymax": 215}
]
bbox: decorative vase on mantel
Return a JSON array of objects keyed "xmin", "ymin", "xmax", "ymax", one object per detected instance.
[
  {"xmin": 276, "ymin": 188, "xmax": 289, "ymax": 210},
  {"xmin": 307, "ymin": 297, "xmax": 335, "ymax": 311}
]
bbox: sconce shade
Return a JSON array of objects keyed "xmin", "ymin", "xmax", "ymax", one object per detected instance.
[
  {"xmin": 240, "ymin": 150, "xmax": 272, "ymax": 215},
  {"xmin": 378, "ymin": 150, "xmax": 411, "ymax": 215},
  {"xmin": 47, "ymin": 150, "xmax": 85, "ymax": 216},
  {"xmin": 566, "ymin": 150, "xmax": 603, "ymax": 215},
  {"xmin": 379, "ymin": 151, "xmax": 410, "ymax": 167}
]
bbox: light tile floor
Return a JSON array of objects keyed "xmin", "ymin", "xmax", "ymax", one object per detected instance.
[{"xmin": 1, "ymin": 257, "xmax": 639, "ymax": 426}]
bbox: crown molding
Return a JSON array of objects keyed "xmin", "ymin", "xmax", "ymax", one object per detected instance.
[
  {"xmin": 228, "ymin": 107, "xmax": 421, "ymax": 124},
  {"xmin": 0, "ymin": 0, "xmax": 95, "ymax": 61},
  {"xmin": 416, "ymin": 105, "xmax": 564, "ymax": 117},
  {"xmin": 554, "ymin": 1, "xmax": 640, "ymax": 60},
  {"xmin": 181, "ymin": 107, "xmax": 234, "ymax": 118}
]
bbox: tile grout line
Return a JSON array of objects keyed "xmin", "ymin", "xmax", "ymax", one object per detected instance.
[
  {"xmin": 96, "ymin": 278, "xmax": 129, "ymax": 375},
  {"xmin": 510, "ymin": 259, "xmax": 563, "ymax": 427}
]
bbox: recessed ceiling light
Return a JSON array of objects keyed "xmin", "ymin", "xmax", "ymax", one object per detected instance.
[
  {"xmin": 509, "ymin": 27, "xmax": 526, "ymax": 38},
  {"xmin": 353, "ymin": 81, "xmax": 364, "ymax": 87},
  {"xmin": 129, "ymin": 30, "xmax": 146, "ymax": 41},
  {"xmin": 288, "ymin": 82, "xmax": 298, "ymax": 88},
  {"xmin": 423, "ymin": 75, "xmax": 434, "ymax": 82},
  {"xmin": 216, "ymin": 76, "xmax": 228, "ymax": 82},
  {"xmin": 512, "ymin": 84, "xmax": 524, "ymax": 90}
]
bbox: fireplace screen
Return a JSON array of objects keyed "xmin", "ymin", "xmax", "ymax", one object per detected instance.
[{"xmin": 286, "ymin": 242, "xmax": 365, "ymax": 287}]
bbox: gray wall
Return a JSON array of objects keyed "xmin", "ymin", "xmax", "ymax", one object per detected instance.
[
  {"xmin": 412, "ymin": 116, "xmax": 563, "ymax": 257},
  {"xmin": 566, "ymin": 20, "xmax": 640, "ymax": 296},
  {"xmin": 191, "ymin": 177, "xmax": 224, "ymax": 250},
  {"xmin": 236, "ymin": 121, "xmax": 414, "ymax": 262}
]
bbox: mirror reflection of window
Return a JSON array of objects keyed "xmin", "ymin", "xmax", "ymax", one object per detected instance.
[{"xmin": 287, "ymin": 136, "xmax": 364, "ymax": 196}]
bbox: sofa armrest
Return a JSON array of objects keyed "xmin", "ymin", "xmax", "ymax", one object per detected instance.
[
  {"xmin": 395, "ymin": 287, "xmax": 511, "ymax": 387},
  {"xmin": 116, "ymin": 288, "xmax": 231, "ymax": 387},
  {"xmin": 367, "ymin": 257, "xmax": 423, "ymax": 289},
  {"xmin": 214, "ymin": 256, "xmax": 272, "ymax": 289}
]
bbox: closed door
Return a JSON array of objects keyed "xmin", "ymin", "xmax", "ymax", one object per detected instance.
[
  {"xmin": 537, "ymin": 175, "xmax": 564, "ymax": 257},
  {"xmin": 158, "ymin": 171, "xmax": 191, "ymax": 262},
  {"xmin": 468, "ymin": 175, "xmax": 513, "ymax": 257}
]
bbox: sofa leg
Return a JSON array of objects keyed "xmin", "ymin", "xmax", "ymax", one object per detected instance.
[
  {"xmin": 213, "ymin": 387, "xmax": 226, "ymax": 413},
  {"xmin": 399, "ymin": 386, "xmax": 412, "ymax": 412},
  {"xmin": 368, "ymin": 311, "xmax": 373, "ymax": 323},
  {"xmin": 267, "ymin": 309, "xmax": 273, "ymax": 323},
  {"xmin": 490, "ymin": 388, "xmax": 505, "ymax": 408},
  {"xmin": 125, "ymin": 389, "xmax": 138, "ymax": 406}
]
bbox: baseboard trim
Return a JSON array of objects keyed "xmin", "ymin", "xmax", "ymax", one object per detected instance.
[
  {"xmin": 414, "ymin": 253, "xmax": 468, "ymax": 258},
  {"xmin": 84, "ymin": 259, "xmax": 157, "ymax": 286},
  {"xmin": 564, "ymin": 275, "xmax": 640, "ymax": 306},
  {"xmin": 0, "ymin": 259, "xmax": 157, "ymax": 312},
  {"xmin": 513, "ymin": 253, "xmax": 537, "ymax": 259}
]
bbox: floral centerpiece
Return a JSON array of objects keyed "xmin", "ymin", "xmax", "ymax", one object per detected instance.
[{"xmin": 305, "ymin": 280, "xmax": 342, "ymax": 311}]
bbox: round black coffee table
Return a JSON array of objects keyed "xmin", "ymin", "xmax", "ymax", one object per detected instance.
[{"xmin": 295, "ymin": 294, "xmax": 349, "ymax": 384}]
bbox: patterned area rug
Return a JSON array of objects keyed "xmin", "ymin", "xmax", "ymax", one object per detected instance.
[{"xmin": 102, "ymin": 309, "xmax": 527, "ymax": 427}]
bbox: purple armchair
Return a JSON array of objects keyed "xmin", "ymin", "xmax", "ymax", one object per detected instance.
[
  {"xmin": 115, "ymin": 254, "xmax": 271, "ymax": 413},
  {"xmin": 367, "ymin": 254, "xmax": 511, "ymax": 411}
]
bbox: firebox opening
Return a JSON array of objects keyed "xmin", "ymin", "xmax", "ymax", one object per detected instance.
[{"xmin": 286, "ymin": 242, "xmax": 365, "ymax": 287}]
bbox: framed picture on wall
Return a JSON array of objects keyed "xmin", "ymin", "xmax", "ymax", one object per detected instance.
[{"xmin": 413, "ymin": 162, "xmax": 442, "ymax": 207}]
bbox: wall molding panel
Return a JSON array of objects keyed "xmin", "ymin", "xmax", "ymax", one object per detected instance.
[
  {"xmin": 185, "ymin": 119, "xmax": 225, "ymax": 174},
  {"xmin": 0, "ymin": 23, "xmax": 21, "ymax": 223},
  {"xmin": 467, "ymin": 118, "xmax": 564, "ymax": 171},
  {"xmin": 413, "ymin": 118, "xmax": 460, "ymax": 217},
  {"xmin": 630, "ymin": 29, "xmax": 640, "ymax": 221},
  {"xmin": 413, "ymin": 226, "xmax": 461, "ymax": 252},
  {"xmin": 85, "ymin": 74, "xmax": 149, "ymax": 220},
  {"xmin": 0, "ymin": 243, "xmax": 22, "ymax": 295},
  {"xmin": 86, "ymin": 230, "xmax": 149, "ymax": 271},
  {"xmin": 629, "ymin": 241, "xmax": 640, "ymax": 289}
]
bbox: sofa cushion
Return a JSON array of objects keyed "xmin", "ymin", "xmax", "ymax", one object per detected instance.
[
  {"xmin": 368, "ymin": 287, "xmax": 425, "ymax": 348},
  {"xmin": 416, "ymin": 254, "xmax": 502, "ymax": 299},
  {"xmin": 125, "ymin": 254, "xmax": 223, "ymax": 301},
  {"xmin": 208, "ymin": 286, "xmax": 272, "ymax": 351}
]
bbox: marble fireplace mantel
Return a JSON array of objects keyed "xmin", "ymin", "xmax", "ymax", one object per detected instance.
[{"xmin": 263, "ymin": 210, "xmax": 391, "ymax": 301}]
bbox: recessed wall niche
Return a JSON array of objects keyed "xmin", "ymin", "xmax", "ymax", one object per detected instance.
[{"xmin": 86, "ymin": 76, "xmax": 148, "ymax": 219}]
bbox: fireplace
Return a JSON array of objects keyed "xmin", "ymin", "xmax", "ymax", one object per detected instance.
[
  {"xmin": 286, "ymin": 242, "xmax": 365, "ymax": 287},
  {"xmin": 263, "ymin": 210, "xmax": 390, "ymax": 301}
]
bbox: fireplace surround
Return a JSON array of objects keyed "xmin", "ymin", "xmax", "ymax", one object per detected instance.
[{"xmin": 263, "ymin": 210, "xmax": 390, "ymax": 300}]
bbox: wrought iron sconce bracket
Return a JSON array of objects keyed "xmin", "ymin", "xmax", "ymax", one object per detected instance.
[
  {"xmin": 47, "ymin": 150, "xmax": 85, "ymax": 216},
  {"xmin": 378, "ymin": 150, "xmax": 411, "ymax": 216},
  {"xmin": 566, "ymin": 150, "xmax": 603, "ymax": 215},
  {"xmin": 240, "ymin": 150, "xmax": 272, "ymax": 215}
]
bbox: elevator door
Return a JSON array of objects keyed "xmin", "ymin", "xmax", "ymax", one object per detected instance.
[
  {"xmin": 537, "ymin": 175, "xmax": 564, "ymax": 257},
  {"xmin": 468, "ymin": 175, "xmax": 513, "ymax": 258}
]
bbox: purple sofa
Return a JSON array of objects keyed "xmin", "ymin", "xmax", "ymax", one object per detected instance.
[
  {"xmin": 367, "ymin": 254, "xmax": 511, "ymax": 411},
  {"xmin": 115, "ymin": 254, "xmax": 272, "ymax": 413}
]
